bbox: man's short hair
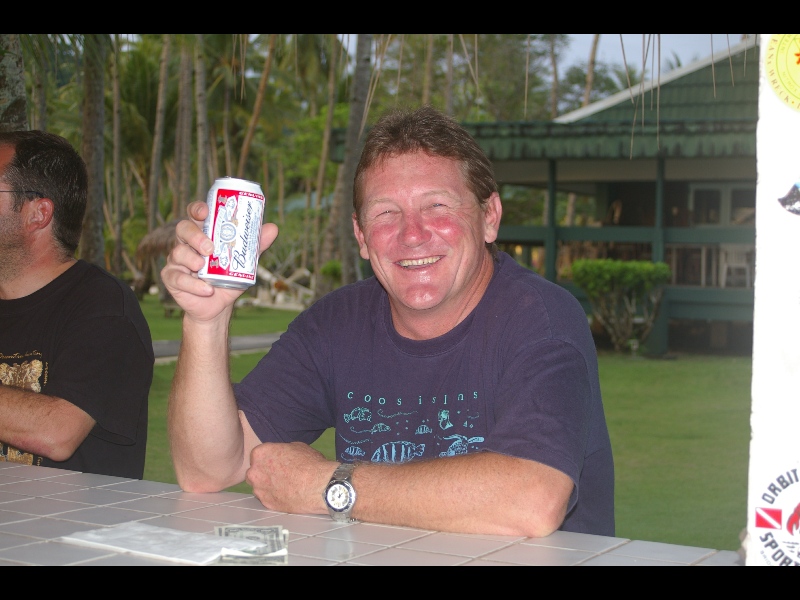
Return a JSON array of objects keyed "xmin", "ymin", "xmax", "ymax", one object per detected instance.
[
  {"xmin": 353, "ymin": 105, "xmax": 498, "ymax": 222},
  {"xmin": 0, "ymin": 130, "xmax": 88, "ymax": 256}
]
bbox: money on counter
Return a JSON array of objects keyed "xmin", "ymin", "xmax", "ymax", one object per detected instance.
[{"xmin": 214, "ymin": 525, "xmax": 290, "ymax": 566}]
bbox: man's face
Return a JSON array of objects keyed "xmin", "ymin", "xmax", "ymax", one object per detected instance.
[
  {"xmin": 0, "ymin": 146, "xmax": 26, "ymax": 260},
  {"xmin": 353, "ymin": 151, "xmax": 501, "ymax": 333}
]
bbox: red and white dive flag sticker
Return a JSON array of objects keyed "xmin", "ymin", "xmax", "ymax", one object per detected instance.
[{"xmin": 755, "ymin": 507, "xmax": 782, "ymax": 529}]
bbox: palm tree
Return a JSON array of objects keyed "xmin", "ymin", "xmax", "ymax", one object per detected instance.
[
  {"xmin": 79, "ymin": 33, "xmax": 108, "ymax": 268},
  {"xmin": 147, "ymin": 34, "xmax": 171, "ymax": 233},
  {"xmin": 0, "ymin": 34, "xmax": 28, "ymax": 131},
  {"xmin": 237, "ymin": 33, "xmax": 276, "ymax": 179}
]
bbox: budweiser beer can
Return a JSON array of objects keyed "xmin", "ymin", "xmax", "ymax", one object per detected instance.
[{"xmin": 198, "ymin": 177, "xmax": 265, "ymax": 290}]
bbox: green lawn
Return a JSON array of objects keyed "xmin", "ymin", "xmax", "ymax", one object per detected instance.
[
  {"xmin": 140, "ymin": 293, "xmax": 301, "ymax": 341},
  {"xmin": 140, "ymin": 294, "xmax": 752, "ymax": 552}
]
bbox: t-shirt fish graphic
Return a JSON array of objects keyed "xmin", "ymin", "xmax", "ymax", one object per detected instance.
[{"xmin": 371, "ymin": 441, "xmax": 425, "ymax": 463}]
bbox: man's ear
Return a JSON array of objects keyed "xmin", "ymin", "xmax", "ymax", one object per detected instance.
[
  {"xmin": 483, "ymin": 192, "xmax": 502, "ymax": 244},
  {"xmin": 352, "ymin": 212, "xmax": 370, "ymax": 260},
  {"xmin": 25, "ymin": 197, "xmax": 55, "ymax": 232}
]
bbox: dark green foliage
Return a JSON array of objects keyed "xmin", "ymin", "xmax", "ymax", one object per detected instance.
[
  {"xmin": 320, "ymin": 259, "xmax": 342, "ymax": 286},
  {"xmin": 571, "ymin": 259, "xmax": 671, "ymax": 352}
]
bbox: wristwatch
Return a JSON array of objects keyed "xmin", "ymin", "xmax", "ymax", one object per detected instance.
[{"xmin": 323, "ymin": 462, "xmax": 357, "ymax": 523}]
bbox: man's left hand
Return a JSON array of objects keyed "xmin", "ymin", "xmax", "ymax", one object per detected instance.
[{"xmin": 246, "ymin": 441, "xmax": 336, "ymax": 515}]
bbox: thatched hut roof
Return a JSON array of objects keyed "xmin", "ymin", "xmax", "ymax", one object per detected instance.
[{"xmin": 135, "ymin": 219, "xmax": 181, "ymax": 268}]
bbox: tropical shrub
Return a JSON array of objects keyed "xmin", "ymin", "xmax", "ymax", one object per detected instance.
[{"xmin": 570, "ymin": 259, "xmax": 671, "ymax": 352}]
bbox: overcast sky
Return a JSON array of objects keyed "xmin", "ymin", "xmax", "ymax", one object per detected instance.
[{"xmin": 563, "ymin": 34, "xmax": 752, "ymax": 74}]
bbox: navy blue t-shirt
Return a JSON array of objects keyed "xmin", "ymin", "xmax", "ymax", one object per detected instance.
[{"xmin": 235, "ymin": 251, "xmax": 614, "ymax": 535}]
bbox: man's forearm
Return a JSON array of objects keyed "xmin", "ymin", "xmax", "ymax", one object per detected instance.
[
  {"xmin": 347, "ymin": 452, "xmax": 572, "ymax": 538},
  {"xmin": 168, "ymin": 312, "xmax": 250, "ymax": 492},
  {"xmin": 0, "ymin": 385, "xmax": 94, "ymax": 461}
]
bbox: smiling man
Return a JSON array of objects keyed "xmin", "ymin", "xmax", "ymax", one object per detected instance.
[{"xmin": 163, "ymin": 105, "xmax": 614, "ymax": 537}]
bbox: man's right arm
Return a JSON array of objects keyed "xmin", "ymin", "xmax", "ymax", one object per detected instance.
[{"xmin": 161, "ymin": 201, "xmax": 278, "ymax": 492}]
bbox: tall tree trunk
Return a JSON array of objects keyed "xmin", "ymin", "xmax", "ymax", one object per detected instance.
[
  {"xmin": 147, "ymin": 34, "xmax": 171, "ymax": 232},
  {"xmin": 209, "ymin": 123, "xmax": 220, "ymax": 179},
  {"xmin": 79, "ymin": 34, "xmax": 107, "ymax": 267},
  {"xmin": 584, "ymin": 34, "xmax": 601, "ymax": 106},
  {"xmin": 444, "ymin": 34, "xmax": 454, "ymax": 115},
  {"xmin": 338, "ymin": 33, "xmax": 372, "ymax": 286},
  {"xmin": 0, "ymin": 34, "xmax": 28, "ymax": 132},
  {"xmin": 194, "ymin": 34, "xmax": 210, "ymax": 203},
  {"xmin": 301, "ymin": 177, "xmax": 312, "ymax": 269},
  {"xmin": 32, "ymin": 61, "xmax": 46, "ymax": 131},
  {"xmin": 312, "ymin": 33, "xmax": 339, "ymax": 286},
  {"xmin": 174, "ymin": 41, "xmax": 193, "ymax": 218},
  {"xmin": 237, "ymin": 33, "xmax": 276, "ymax": 179},
  {"xmin": 276, "ymin": 157, "xmax": 285, "ymax": 224},
  {"xmin": 317, "ymin": 164, "xmax": 345, "ymax": 299},
  {"xmin": 549, "ymin": 35, "xmax": 559, "ymax": 119},
  {"xmin": 422, "ymin": 34, "xmax": 433, "ymax": 106},
  {"xmin": 112, "ymin": 34, "xmax": 123, "ymax": 276},
  {"xmin": 222, "ymin": 85, "xmax": 233, "ymax": 176}
]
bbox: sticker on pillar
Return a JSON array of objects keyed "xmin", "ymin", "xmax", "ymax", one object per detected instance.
[
  {"xmin": 765, "ymin": 34, "xmax": 800, "ymax": 112},
  {"xmin": 753, "ymin": 467, "xmax": 800, "ymax": 566},
  {"xmin": 778, "ymin": 182, "xmax": 800, "ymax": 215}
]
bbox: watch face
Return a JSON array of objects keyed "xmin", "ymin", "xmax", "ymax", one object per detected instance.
[{"xmin": 326, "ymin": 482, "xmax": 351, "ymax": 511}]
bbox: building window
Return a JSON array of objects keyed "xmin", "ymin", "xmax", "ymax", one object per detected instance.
[{"xmin": 689, "ymin": 184, "xmax": 755, "ymax": 226}]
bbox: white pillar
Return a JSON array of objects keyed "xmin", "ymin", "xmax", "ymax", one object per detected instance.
[{"xmin": 747, "ymin": 33, "xmax": 800, "ymax": 566}]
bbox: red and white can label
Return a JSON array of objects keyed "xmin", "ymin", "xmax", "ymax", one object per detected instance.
[{"xmin": 199, "ymin": 178, "xmax": 265, "ymax": 289}]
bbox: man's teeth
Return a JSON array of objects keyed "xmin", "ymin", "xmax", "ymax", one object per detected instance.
[{"xmin": 399, "ymin": 256, "xmax": 440, "ymax": 267}]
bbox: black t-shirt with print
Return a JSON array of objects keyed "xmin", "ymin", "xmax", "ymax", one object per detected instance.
[{"xmin": 0, "ymin": 260, "xmax": 153, "ymax": 478}]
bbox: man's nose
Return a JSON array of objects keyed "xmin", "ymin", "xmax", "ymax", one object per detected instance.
[{"xmin": 398, "ymin": 212, "xmax": 431, "ymax": 246}]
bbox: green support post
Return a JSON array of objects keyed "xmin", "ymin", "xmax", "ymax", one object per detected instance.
[{"xmin": 545, "ymin": 159, "xmax": 557, "ymax": 282}]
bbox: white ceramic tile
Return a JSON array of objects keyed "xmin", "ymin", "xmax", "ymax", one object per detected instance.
[
  {"xmin": 0, "ymin": 510, "xmax": 36, "ymax": 525},
  {"xmin": 320, "ymin": 523, "xmax": 433, "ymax": 546},
  {"xmin": 0, "ymin": 540, "xmax": 111, "ymax": 566},
  {"xmin": 47, "ymin": 488, "xmax": 147, "ymax": 506},
  {"xmin": 159, "ymin": 490, "xmax": 248, "ymax": 504},
  {"xmin": 398, "ymin": 532, "xmax": 515, "ymax": 557},
  {"xmin": 0, "ymin": 479, "xmax": 86, "ymax": 497},
  {"xmin": 284, "ymin": 555, "xmax": 338, "ymax": 566},
  {"xmin": 76, "ymin": 553, "xmax": 181, "ymax": 566},
  {"xmin": 102, "ymin": 480, "xmax": 182, "ymax": 495},
  {"xmin": 695, "ymin": 550, "xmax": 744, "ymax": 566},
  {"xmin": 50, "ymin": 472, "xmax": 135, "ymax": 487},
  {"xmin": 220, "ymin": 495, "xmax": 276, "ymax": 510},
  {"xmin": 0, "ymin": 496, "xmax": 91, "ymax": 516},
  {"xmin": 0, "ymin": 473, "xmax": 29, "ymax": 485},
  {"xmin": 288, "ymin": 536, "xmax": 384, "ymax": 562},
  {"xmin": 0, "ymin": 463, "xmax": 25, "ymax": 471},
  {"xmin": 170, "ymin": 504, "xmax": 275, "ymax": 524},
  {"xmin": 55, "ymin": 506, "xmax": 157, "ymax": 526},
  {"xmin": 0, "ymin": 516, "xmax": 103, "ymax": 539},
  {"xmin": 480, "ymin": 543, "xmax": 596, "ymax": 566},
  {"xmin": 0, "ymin": 464, "xmax": 744, "ymax": 566},
  {"xmin": 0, "ymin": 465, "xmax": 78, "ymax": 479},
  {"xmin": 346, "ymin": 547, "xmax": 469, "ymax": 566},
  {"xmin": 0, "ymin": 491, "xmax": 28, "ymax": 504},
  {"xmin": 579, "ymin": 553, "xmax": 686, "ymax": 566},
  {"xmin": 245, "ymin": 513, "xmax": 350, "ymax": 536},
  {"xmin": 0, "ymin": 531, "xmax": 40, "ymax": 550},
  {"xmin": 460, "ymin": 557, "xmax": 522, "ymax": 566},
  {"xmin": 607, "ymin": 539, "xmax": 716, "ymax": 564},
  {"xmin": 110, "ymin": 496, "xmax": 221, "ymax": 515},
  {"xmin": 522, "ymin": 530, "xmax": 630, "ymax": 552}
]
